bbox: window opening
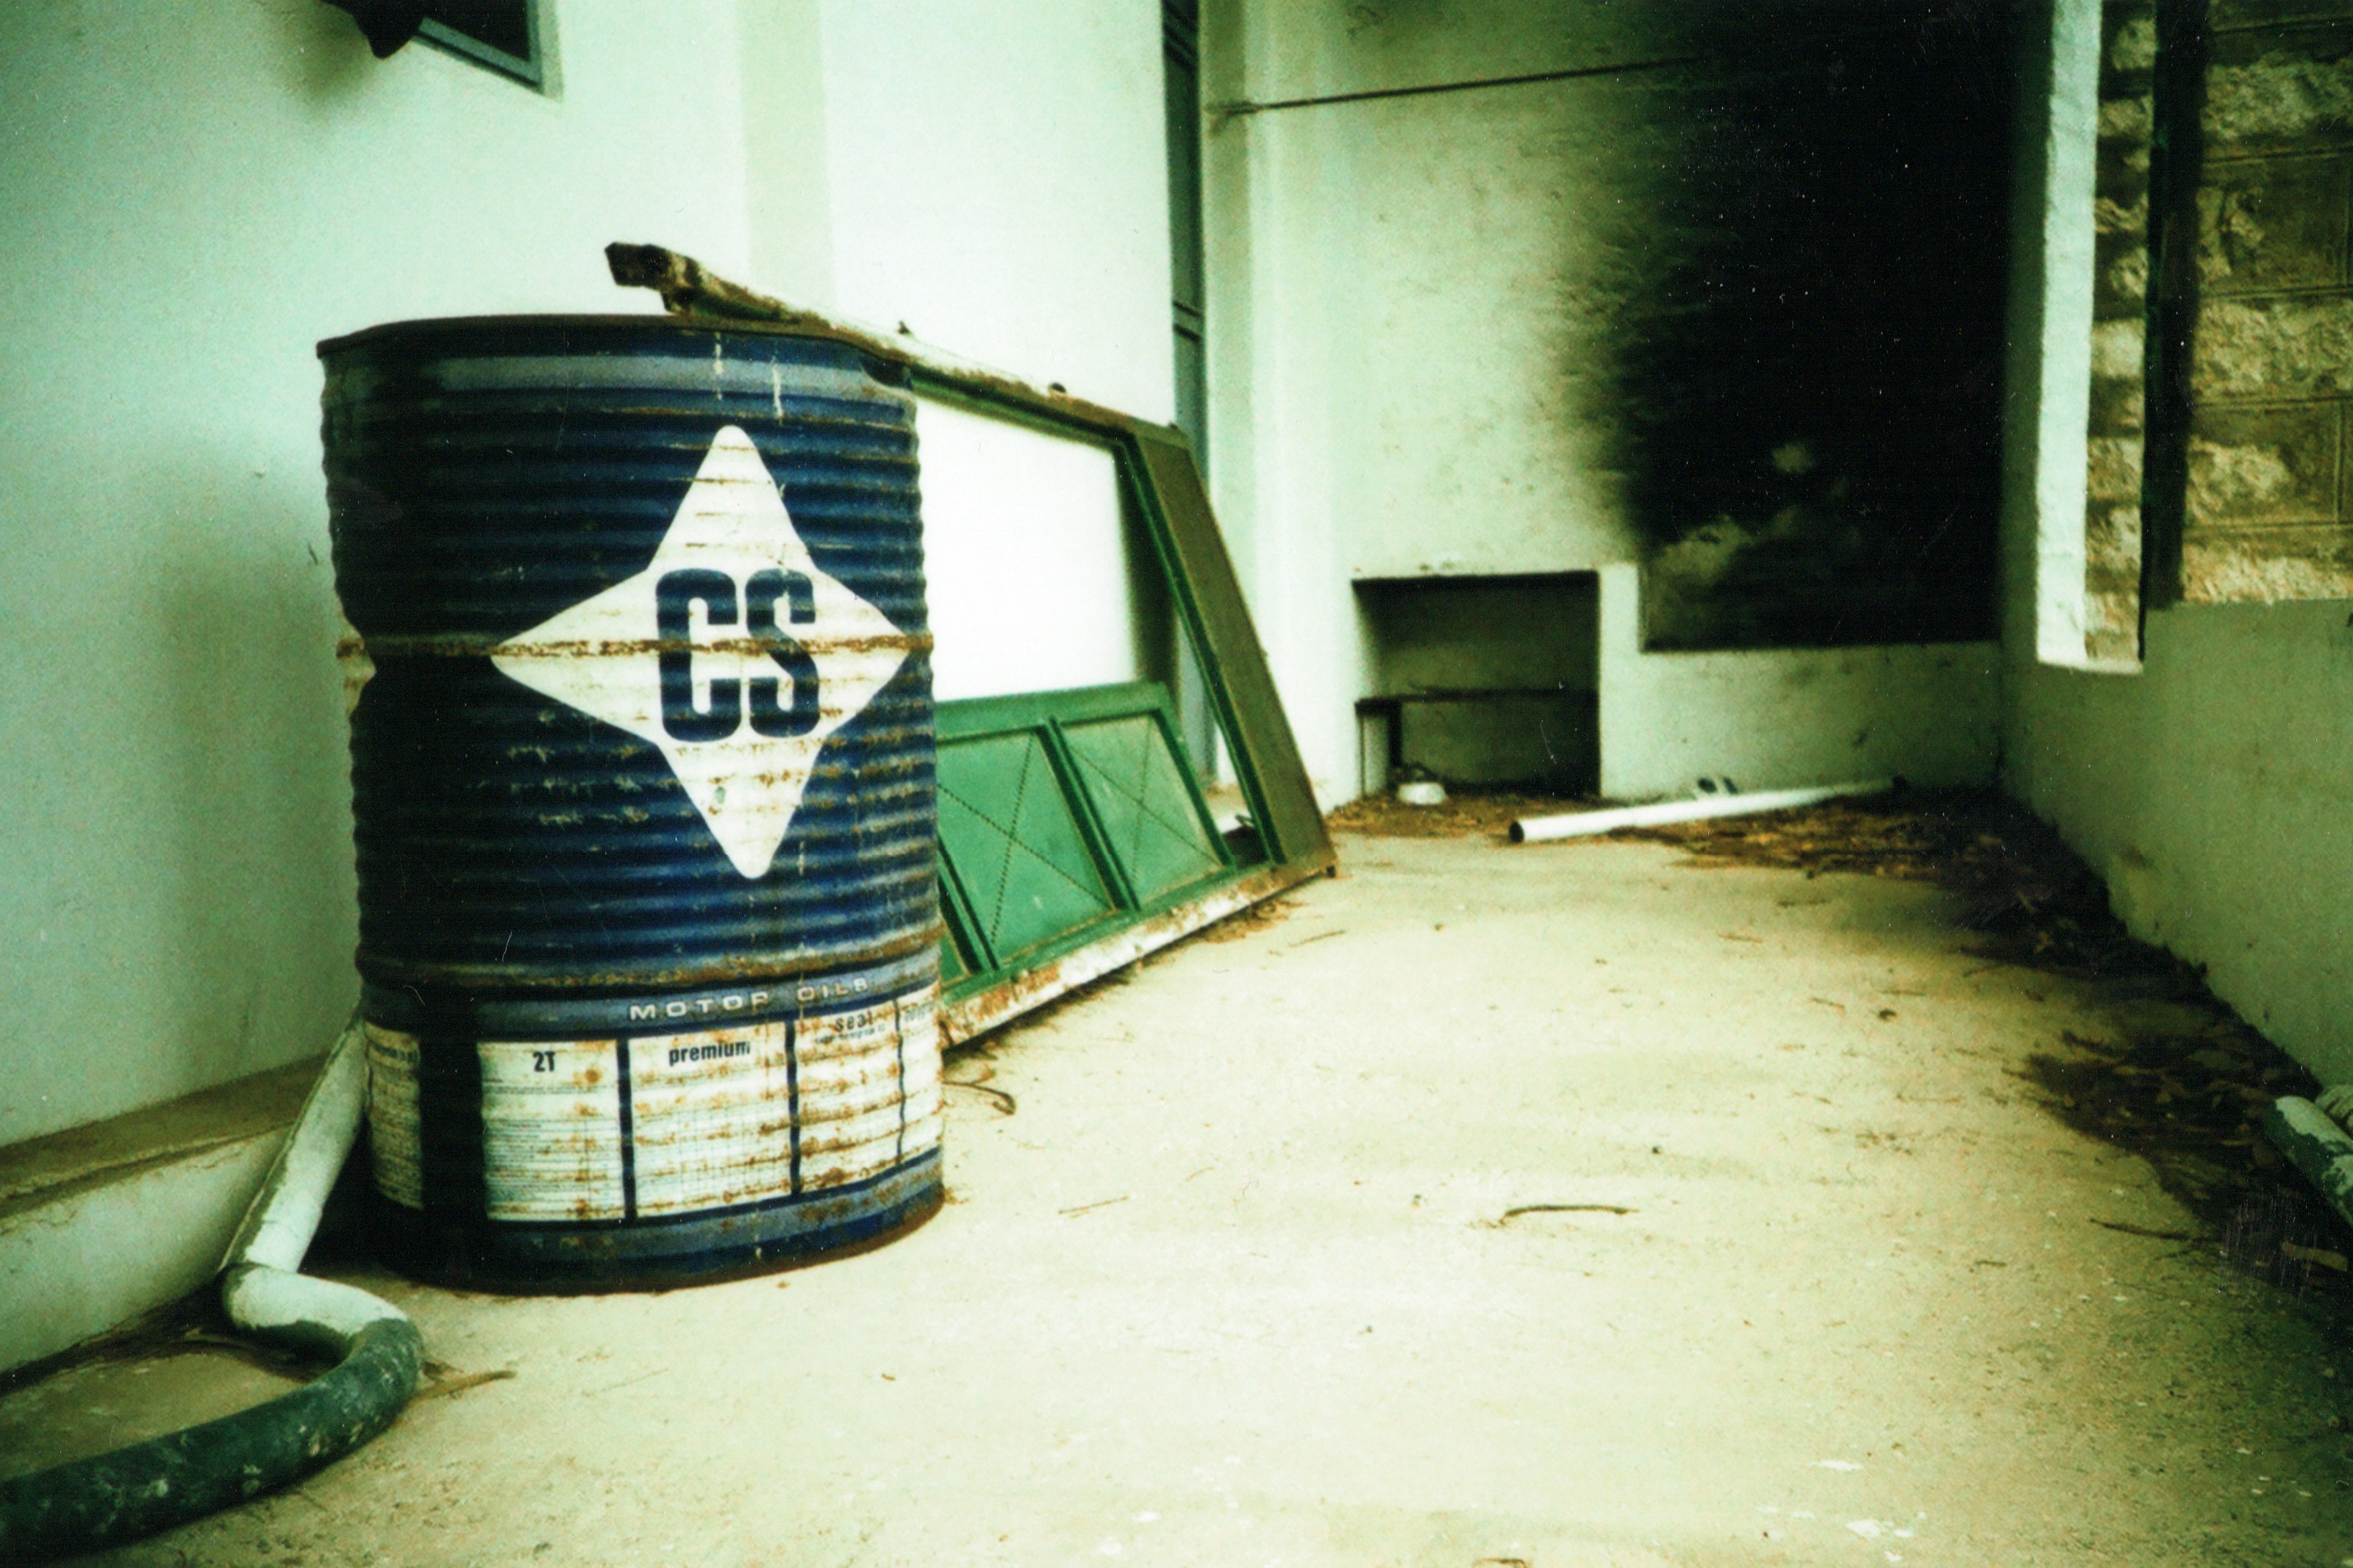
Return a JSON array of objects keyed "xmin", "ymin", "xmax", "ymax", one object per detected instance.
[
  {"xmin": 326, "ymin": 0, "xmax": 550, "ymax": 87},
  {"xmin": 417, "ymin": 0, "xmax": 548, "ymax": 88}
]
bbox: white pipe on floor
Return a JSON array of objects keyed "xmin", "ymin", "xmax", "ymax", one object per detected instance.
[
  {"xmin": 1508, "ymin": 779, "xmax": 1894, "ymax": 845},
  {"xmin": 221, "ymin": 1015, "xmax": 411, "ymax": 1342},
  {"xmin": 0, "ymin": 1016, "xmax": 422, "ymax": 1558},
  {"xmin": 2265, "ymin": 1096, "xmax": 2353, "ymax": 1231}
]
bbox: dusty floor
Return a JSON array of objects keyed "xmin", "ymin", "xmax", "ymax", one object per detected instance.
[{"xmin": 15, "ymin": 813, "xmax": 2353, "ymax": 1567}]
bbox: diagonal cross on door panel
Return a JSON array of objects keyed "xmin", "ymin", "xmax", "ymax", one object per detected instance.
[
  {"xmin": 936, "ymin": 731, "xmax": 1115, "ymax": 962},
  {"xmin": 1063, "ymin": 715, "xmax": 1224, "ymax": 905}
]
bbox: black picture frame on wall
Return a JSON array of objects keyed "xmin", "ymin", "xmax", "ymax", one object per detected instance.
[{"xmin": 417, "ymin": 0, "xmax": 549, "ymax": 89}]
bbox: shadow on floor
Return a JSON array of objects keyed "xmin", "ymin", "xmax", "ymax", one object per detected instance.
[{"xmin": 1610, "ymin": 787, "xmax": 2353, "ymax": 1321}]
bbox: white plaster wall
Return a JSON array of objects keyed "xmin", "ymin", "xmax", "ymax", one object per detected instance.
[
  {"xmin": 2000, "ymin": 0, "xmax": 2353, "ymax": 1081},
  {"xmin": 806, "ymin": 0, "xmax": 1176, "ymax": 423},
  {"xmin": 2018, "ymin": 0, "xmax": 2106, "ymax": 668},
  {"xmin": 1596, "ymin": 569, "xmax": 2001, "ymax": 801},
  {"xmin": 1339, "ymin": 79, "xmax": 1643, "ymax": 581},
  {"xmin": 1222, "ymin": 99, "xmax": 1377, "ymax": 806},
  {"xmin": 2008, "ymin": 608, "xmax": 2353, "ymax": 1078},
  {"xmin": 738, "ymin": 1, "xmax": 1179, "ymax": 701},
  {"xmin": 739, "ymin": 0, "xmax": 838, "ymax": 308},
  {"xmin": 0, "ymin": 1, "xmax": 753, "ymax": 1145},
  {"xmin": 1207, "ymin": 0, "xmax": 2005, "ymax": 804}
]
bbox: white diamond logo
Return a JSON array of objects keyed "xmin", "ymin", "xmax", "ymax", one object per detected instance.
[{"xmin": 490, "ymin": 425, "xmax": 910, "ymax": 879}]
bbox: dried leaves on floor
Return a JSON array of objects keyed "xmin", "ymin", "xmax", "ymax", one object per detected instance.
[
  {"xmin": 1325, "ymin": 789, "xmax": 1590, "ymax": 840},
  {"xmin": 1636, "ymin": 790, "xmax": 2352, "ymax": 1311},
  {"xmin": 1337, "ymin": 786, "xmax": 2353, "ymax": 1313}
]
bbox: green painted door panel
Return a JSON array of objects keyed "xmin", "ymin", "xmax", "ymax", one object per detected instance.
[
  {"xmin": 935, "ymin": 729, "xmax": 1118, "ymax": 964},
  {"xmin": 932, "ymin": 681, "xmax": 1246, "ymax": 1003},
  {"xmin": 1061, "ymin": 714, "xmax": 1226, "ymax": 905}
]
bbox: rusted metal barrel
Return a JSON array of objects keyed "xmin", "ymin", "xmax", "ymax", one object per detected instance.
[{"xmin": 319, "ymin": 315, "xmax": 942, "ymax": 1288}]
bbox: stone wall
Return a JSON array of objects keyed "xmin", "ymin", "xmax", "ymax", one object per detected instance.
[
  {"xmin": 2086, "ymin": 1, "xmax": 2157, "ymax": 659},
  {"xmin": 2179, "ymin": 0, "xmax": 2353, "ymax": 599},
  {"xmin": 2004, "ymin": 0, "xmax": 2353, "ymax": 1090}
]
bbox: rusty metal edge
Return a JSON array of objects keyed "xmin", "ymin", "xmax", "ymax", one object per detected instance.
[
  {"xmin": 938, "ymin": 852, "xmax": 1333, "ymax": 1050},
  {"xmin": 1124, "ymin": 426, "xmax": 1333, "ymax": 870},
  {"xmin": 597, "ymin": 243, "xmax": 1155, "ymax": 439}
]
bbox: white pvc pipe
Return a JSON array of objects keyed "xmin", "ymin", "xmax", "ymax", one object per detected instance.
[
  {"xmin": 220, "ymin": 1017, "xmax": 411, "ymax": 1341},
  {"xmin": 1508, "ymin": 779, "xmax": 1894, "ymax": 845},
  {"xmin": 224, "ymin": 1018, "xmax": 372, "ymax": 1275},
  {"xmin": 2265, "ymin": 1096, "xmax": 2353, "ymax": 1228},
  {"xmin": 0, "ymin": 1017, "xmax": 421, "ymax": 1558}
]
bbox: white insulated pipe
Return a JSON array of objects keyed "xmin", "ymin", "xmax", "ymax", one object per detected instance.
[
  {"xmin": 2265, "ymin": 1095, "xmax": 2353, "ymax": 1232},
  {"xmin": 0, "ymin": 1015, "xmax": 421, "ymax": 1558},
  {"xmin": 1508, "ymin": 779, "xmax": 1894, "ymax": 845},
  {"xmin": 221, "ymin": 1015, "xmax": 412, "ymax": 1345}
]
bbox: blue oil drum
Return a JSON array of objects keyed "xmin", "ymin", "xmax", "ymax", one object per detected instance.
[{"xmin": 318, "ymin": 315, "xmax": 941, "ymax": 1288}]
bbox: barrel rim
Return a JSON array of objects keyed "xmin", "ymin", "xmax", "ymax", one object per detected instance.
[
  {"xmin": 316, "ymin": 312, "xmax": 893, "ymax": 362},
  {"xmin": 371, "ymin": 1148, "xmax": 946, "ymax": 1292}
]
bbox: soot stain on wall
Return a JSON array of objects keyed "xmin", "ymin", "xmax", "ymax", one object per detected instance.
[{"xmin": 1610, "ymin": 1, "xmax": 2015, "ymax": 651}]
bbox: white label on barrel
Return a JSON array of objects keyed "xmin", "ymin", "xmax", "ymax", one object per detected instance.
[
  {"xmin": 627, "ymin": 1020, "xmax": 795, "ymax": 1217},
  {"xmin": 798, "ymin": 998, "xmax": 924, "ymax": 1190},
  {"xmin": 363, "ymin": 987, "xmax": 944, "ymax": 1222},
  {"xmin": 478, "ymin": 1039, "xmax": 628, "ymax": 1222},
  {"xmin": 489, "ymin": 424, "xmax": 909, "ymax": 879}
]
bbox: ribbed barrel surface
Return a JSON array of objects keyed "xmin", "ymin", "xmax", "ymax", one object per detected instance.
[{"xmin": 321, "ymin": 316, "xmax": 942, "ymax": 1286}]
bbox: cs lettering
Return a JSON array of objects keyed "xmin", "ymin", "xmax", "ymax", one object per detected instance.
[{"xmin": 656, "ymin": 568, "xmax": 822, "ymax": 742}]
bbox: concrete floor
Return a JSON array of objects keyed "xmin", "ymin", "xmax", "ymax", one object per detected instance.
[{"xmin": 24, "ymin": 831, "xmax": 2353, "ymax": 1565}]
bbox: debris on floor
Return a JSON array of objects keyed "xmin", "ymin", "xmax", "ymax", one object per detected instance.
[
  {"xmin": 1327, "ymin": 787, "xmax": 1590, "ymax": 840},
  {"xmin": 1332, "ymin": 785, "xmax": 2353, "ymax": 1317},
  {"xmin": 1605, "ymin": 788, "xmax": 2353, "ymax": 1312},
  {"xmin": 1209, "ymin": 896, "xmax": 1296, "ymax": 934}
]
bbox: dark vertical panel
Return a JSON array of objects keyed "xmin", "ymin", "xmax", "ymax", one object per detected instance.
[
  {"xmin": 1165, "ymin": 0, "xmax": 1207, "ymax": 326},
  {"xmin": 2140, "ymin": 0, "xmax": 2210, "ymax": 612},
  {"xmin": 1615, "ymin": 1, "xmax": 2015, "ymax": 650},
  {"xmin": 415, "ymin": 1039, "xmax": 486, "ymax": 1223},
  {"xmin": 1165, "ymin": 0, "xmax": 1216, "ymax": 766},
  {"xmin": 613, "ymin": 1037, "xmax": 638, "ymax": 1221}
]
